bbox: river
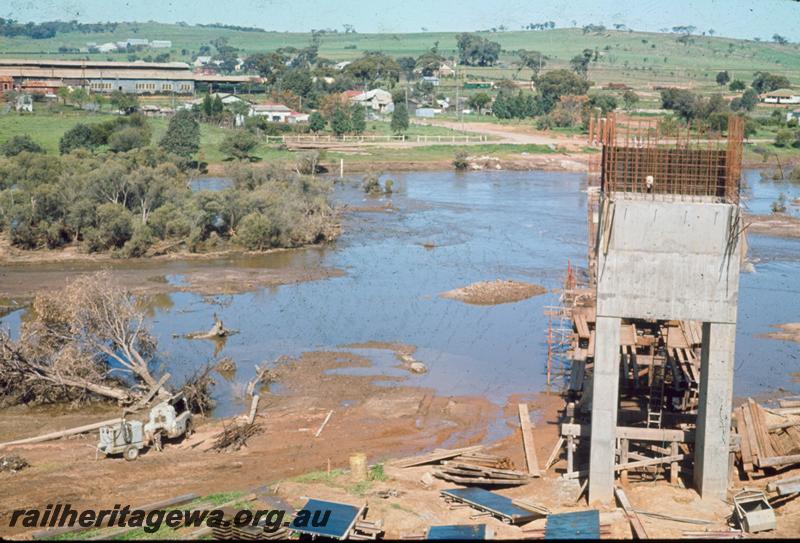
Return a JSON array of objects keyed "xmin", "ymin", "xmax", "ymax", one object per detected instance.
[{"xmin": 2, "ymin": 169, "xmax": 799, "ymax": 423}]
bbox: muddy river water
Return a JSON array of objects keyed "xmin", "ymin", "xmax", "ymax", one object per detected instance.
[{"xmin": 2, "ymin": 169, "xmax": 799, "ymax": 425}]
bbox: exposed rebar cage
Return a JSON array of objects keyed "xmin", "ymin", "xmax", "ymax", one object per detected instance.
[{"xmin": 587, "ymin": 113, "xmax": 743, "ymax": 204}]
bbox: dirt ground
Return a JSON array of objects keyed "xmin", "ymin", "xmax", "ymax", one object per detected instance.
[
  {"xmin": 0, "ymin": 348, "xmax": 501, "ymax": 538},
  {"xmin": 441, "ymin": 280, "xmax": 547, "ymax": 306}
]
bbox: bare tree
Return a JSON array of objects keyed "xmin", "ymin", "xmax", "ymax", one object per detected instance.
[{"xmin": 0, "ymin": 272, "xmax": 165, "ymax": 405}]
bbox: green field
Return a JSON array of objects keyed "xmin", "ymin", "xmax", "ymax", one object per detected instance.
[{"xmin": 2, "ymin": 24, "xmax": 799, "ymax": 90}]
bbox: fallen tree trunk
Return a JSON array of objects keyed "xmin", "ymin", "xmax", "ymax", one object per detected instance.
[{"xmin": 0, "ymin": 417, "xmax": 122, "ymax": 450}]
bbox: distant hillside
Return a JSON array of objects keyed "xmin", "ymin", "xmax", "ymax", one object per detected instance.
[{"xmin": 1, "ymin": 22, "xmax": 798, "ymax": 88}]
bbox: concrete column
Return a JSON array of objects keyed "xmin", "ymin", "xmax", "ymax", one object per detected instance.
[
  {"xmin": 588, "ymin": 315, "xmax": 621, "ymax": 504},
  {"xmin": 695, "ymin": 321, "xmax": 736, "ymax": 499}
]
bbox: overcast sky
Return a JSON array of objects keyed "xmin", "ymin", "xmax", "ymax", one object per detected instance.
[{"xmin": 3, "ymin": 0, "xmax": 799, "ymax": 41}]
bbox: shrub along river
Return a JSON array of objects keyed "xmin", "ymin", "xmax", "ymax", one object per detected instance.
[{"xmin": 2, "ymin": 169, "xmax": 799, "ymax": 421}]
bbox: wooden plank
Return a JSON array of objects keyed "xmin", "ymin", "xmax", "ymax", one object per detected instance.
[
  {"xmin": 314, "ymin": 410, "xmax": 333, "ymax": 437},
  {"xmin": 615, "ymin": 455, "xmax": 683, "ymax": 471},
  {"xmin": 735, "ymin": 407, "xmax": 753, "ymax": 469},
  {"xmin": 443, "ymin": 462, "xmax": 529, "ymax": 478},
  {"xmin": 748, "ymin": 399, "xmax": 775, "ymax": 459},
  {"xmin": 392, "ymin": 445, "xmax": 484, "ymax": 468},
  {"xmin": 544, "ymin": 437, "xmax": 565, "ymax": 470},
  {"xmin": 575, "ymin": 314, "xmax": 590, "ymax": 339},
  {"xmin": 740, "ymin": 402, "xmax": 762, "ymax": 462},
  {"xmin": 756, "ymin": 453, "xmax": 800, "ymax": 468},
  {"xmin": 436, "ymin": 473, "xmax": 528, "ymax": 486},
  {"xmin": 561, "ymin": 423, "xmax": 694, "ymax": 443},
  {"xmin": 518, "ymin": 404, "xmax": 541, "ymax": 477},
  {"xmin": 620, "ymin": 324, "xmax": 636, "ymax": 346},
  {"xmin": 614, "ymin": 487, "xmax": 649, "ymax": 539},
  {"xmin": 1, "ymin": 417, "xmax": 123, "ymax": 450}
]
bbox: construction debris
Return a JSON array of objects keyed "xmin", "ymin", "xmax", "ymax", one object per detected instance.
[
  {"xmin": 732, "ymin": 489, "xmax": 776, "ymax": 533},
  {"xmin": 210, "ymin": 422, "xmax": 262, "ymax": 452},
  {"xmin": 0, "ymin": 453, "xmax": 29, "ymax": 473},
  {"xmin": 433, "ymin": 461, "xmax": 530, "ymax": 486},
  {"xmin": 734, "ymin": 397, "xmax": 800, "ymax": 477},
  {"xmin": 767, "ymin": 474, "xmax": 800, "ymax": 496}
]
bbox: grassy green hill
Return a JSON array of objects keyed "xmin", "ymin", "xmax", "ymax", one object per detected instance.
[{"xmin": 1, "ymin": 23, "xmax": 798, "ymax": 89}]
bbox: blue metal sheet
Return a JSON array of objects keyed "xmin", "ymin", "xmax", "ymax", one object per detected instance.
[
  {"xmin": 544, "ymin": 510, "xmax": 600, "ymax": 540},
  {"xmin": 289, "ymin": 499, "xmax": 360, "ymax": 539},
  {"xmin": 428, "ymin": 524, "xmax": 487, "ymax": 540},
  {"xmin": 441, "ymin": 488, "xmax": 537, "ymax": 524}
]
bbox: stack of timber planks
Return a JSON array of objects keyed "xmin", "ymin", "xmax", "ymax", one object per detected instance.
[
  {"xmin": 433, "ymin": 460, "xmax": 530, "ymax": 486},
  {"xmin": 734, "ymin": 398, "xmax": 800, "ymax": 477}
]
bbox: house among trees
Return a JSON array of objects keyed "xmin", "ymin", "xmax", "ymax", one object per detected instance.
[
  {"xmin": 438, "ymin": 63, "xmax": 456, "ymax": 77},
  {"xmin": 348, "ymin": 88, "xmax": 394, "ymax": 113},
  {"xmin": 249, "ymin": 102, "xmax": 308, "ymax": 123}
]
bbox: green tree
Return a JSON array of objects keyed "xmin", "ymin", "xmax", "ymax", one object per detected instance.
[
  {"xmin": 56, "ymin": 87, "xmax": 71, "ymax": 105},
  {"xmin": 588, "ymin": 94, "xmax": 618, "ymax": 114},
  {"xmin": 202, "ymin": 94, "xmax": 214, "ymax": 117},
  {"xmin": 110, "ymin": 91, "xmax": 139, "ymax": 114},
  {"xmin": 390, "ymin": 104, "xmax": 409, "ymax": 134},
  {"xmin": 467, "ymin": 92, "xmax": 492, "ymax": 114},
  {"xmin": 108, "ymin": 127, "xmax": 151, "ymax": 153},
  {"xmin": 1, "ymin": 135, "xmax": 45, "ymax": 157},
  {"xmin": 456, "ymin": 33, "xmax": 501, "ymax": 66},
  {"xmin": 212, "ymin": 95, "xmax": 224, "ymax": 115},
  {"xmin": 281, "ymin": 68, "xmax": 314, "ymax": 98},
  {"xmin": 237, "ymin": 212, "xmax": 275, "ymax": 250},
  {"xmin": 308, "ymin": 111, "xmax": 326, "ymax": 132},
  {"xmin": 622, "ymin": 90, "xmax": 639, "ymax": 111},
  {"xmin": 536, "ymin": 69, "xmax": 592, "ymax": 113},
  {"xmin": 775, "ymin": 128, "xmax": 794, "ymax": 147},
  {"xmin": 344, "ymin": 52, "xmax": 401, "ymax": 84},
  {"xmin": 160, "ymin": 110, "xmax": 200, "ymax": 158},
  {"xmin": 59, "ymin": 124, "xmax": 96, "ymax": 154},
  {"xmin": 397, "ymin": 56, "xmax": 417, "ymax": 81},
  {"xmin": 739, "ymin": 88, "xmax": 759, "ymax": 111},
  {"xmin": 715, "ymin": 71, "xmax": 730, "ymax": 86},
  {"xmin": 351, "ymin": 105, "xmax": 366, "ymax": 134},
  {"xmin": 71, "ymin": 88, "xmax": 89, "ymax": 108},
  {"xmin": 569, "ymin": 49, "xmax": 594, "ymax": 77},
  {"xmin": 516, "ymin": 50, "xmax": 547, "ymax": 77},
  {"xmin": 85, "ymin": 202, "xmax": 134, "ymax": 251},
  {"xmin": 330, "ymin": 107, "xmax": 352, "ymax": 136},
  {"xmin": 220, "ymin": 130, "xmax": 259, "ymax": 160},
  {"xmin": 752, "ymin": 71, "xmax": 791, "ymax": 93},
  {"xmin": 728, "ymin": 79, "xmax": 746, "ymax": 91}
]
